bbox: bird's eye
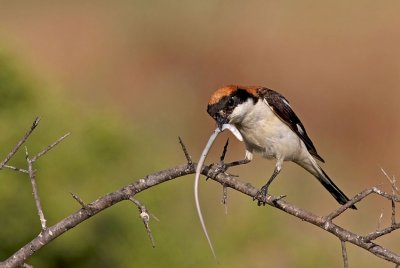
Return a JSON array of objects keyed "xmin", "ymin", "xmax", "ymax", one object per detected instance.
[{"xmin": 227, "ymin": 97, "xmax": 235, "ymax": 107}]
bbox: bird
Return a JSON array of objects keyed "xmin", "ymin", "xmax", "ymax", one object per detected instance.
[{"xmin": 206, "ymin": 85, "xmax": 356, "ymax": 209}]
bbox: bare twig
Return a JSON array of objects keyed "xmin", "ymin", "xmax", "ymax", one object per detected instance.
[
  {"xmin": 220, "ymin": 139, "xmax": 229, "ymax": 214},
  {"xmin": 381, "ymin": 169, "xmax": 398, "ymax": 226},
  {"xmin": 178, "ymin": 137, "xmax": 192, "ymax": 165},
  {"xmin": 2, "ymin": 163, "xmax": 400, "ymax": 268},
  {"xmin": 129, "ymin": 197, "xmax": 156, "ymax": 248},
  {"xmin": 1, "ymin": 129, "xmax": 400, "ymax": 267},
  {"xmin": 359, "ymin": 172, "xmax": 400, "ymax": 243},
  {"xmin": 341, "ymin": 240, "xmax": 349, "ymax": 268},
  {"xmin": 3, "ymin": 164, "xmax": 29, "ymax": 174},
  {"xmin": 220, "ymin": 138, "xmax": 229, "ymax": 162},
  {"xmin": 26, "ymin": 147, "xmax": 47, "ymax": 230},
  {"xmin": 222, "ymin": 184, "xmax": 228, "ymax": 214},
  {"xmin": 22, "ymin": 130, "xmax": 70, "ymax": 231},
  {"xmin": 31, "ymin": 132, "xmax": 70, "ymax": 162},
  {"xmin": 0, "ymin": 117, "xmax": 40, "ymax": 169},
  {"xmin": 364, "ymin": 223, "xmax": 400, "ymax": 242},
  {"xmin": 325, "ymin": 187, "xmax": 400, "ymax": 223},
  {"xmin": 70, "ymin": 192, "xmax": 86, "ymax": 208},
  {"xmin": 381, "ymin": 168, "xmax": 399, "ymax": 194}
]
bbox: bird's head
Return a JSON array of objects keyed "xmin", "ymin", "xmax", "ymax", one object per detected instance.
[{"xmin": 207, "ymin": 85, "xmax": 259, "ymax": 129}]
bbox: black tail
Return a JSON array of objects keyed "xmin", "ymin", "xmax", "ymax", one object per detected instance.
[{"xmin": 318, "ymin": 168, "xmax": 357, "ymax": 209}]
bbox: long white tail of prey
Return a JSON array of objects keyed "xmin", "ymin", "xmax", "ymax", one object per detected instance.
[
  {"xmin": 194, "ymin": 124, "xmax": 243, "ymax": 258},
  {"xmin": 194, "ymin": 128, "xmax": 221, "ymax": 258}
]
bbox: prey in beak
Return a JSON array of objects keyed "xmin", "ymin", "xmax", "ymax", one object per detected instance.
[
  {"xmin": 206, "ymin": 94, "xmax": 243, "ymax": 140},
  {"xmin": 216, "ymin": 114, "xmax": 227, "ymax": 130},
  {"xmin": 208, "ymin": 106, "xmax": 228, "ymax": 130},
  {"xmin": 194, "ymin": 86, "xmax": 254, "ymax": 257},
  {"xmin": 193, "ymin": 124, "xmax": 243, "ymax": 259},
  {"xmin": 196, "ymin": 84, "xmax": 357, "ymax": 258}
]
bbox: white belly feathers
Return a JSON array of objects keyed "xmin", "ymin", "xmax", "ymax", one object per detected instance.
[{"xmin": 230, "ymin": 99, "xmax": 303, "ymax": 161}]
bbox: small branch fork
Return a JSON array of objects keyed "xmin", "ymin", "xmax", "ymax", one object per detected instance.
[
  {"xmin": 129, "ymin": 197, "xmax": 158, "ymax": 248},
  {"xmin": 26, "ymin": 147, "xmax": 47, "ymax": 230},
  {"xmin": 1, "ymin": 125, "xmax": 400, "ymax": 267},
  {"xmin": 0, "ymin": 117, "xmax": 40, "ymax": 170},
  {"xmin": 0, "ymin": 118, "xmax": 70, "ymax": 232}
]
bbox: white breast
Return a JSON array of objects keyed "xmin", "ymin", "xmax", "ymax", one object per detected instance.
[{"xmin": 229, "ymin": 100, "xmax": 304, "ymax": 161}]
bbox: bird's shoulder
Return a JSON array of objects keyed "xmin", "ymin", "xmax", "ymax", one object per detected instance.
[{"xmin": 257, "ymin": 88, "xmax": 325, "ymax": 162}]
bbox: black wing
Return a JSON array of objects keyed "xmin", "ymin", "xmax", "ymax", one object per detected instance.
[{"xmin": 259, "ymin": 88, "xmax": 325, "ymax": 163}]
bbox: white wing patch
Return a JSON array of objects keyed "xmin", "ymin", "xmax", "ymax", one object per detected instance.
[
  {"xmin": 263, "ymin": 98, "xmax": 274, "ymax": 111},
  {"xmin": 296, "ymin": 123, "xmax": 304, "ymax": 135},
  {"xmin": 282, "ymin": 98, "xmax": 291, "ymax": 108}
]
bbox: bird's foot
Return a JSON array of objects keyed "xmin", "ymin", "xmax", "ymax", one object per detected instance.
[
  {"xmin": 253, "ymin": 185, "xmax": 269, "ymax": 206},
  {"xmin": 253, "ymin": 186, "xmax": 286, "ymax": 206},
  {"xmin": 206, "ymin": 162, "xmax": 227, "ymax": 180}
]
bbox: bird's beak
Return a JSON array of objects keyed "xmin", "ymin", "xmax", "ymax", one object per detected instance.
[
  {"xmin": 216, "ymin": 116, "xmax": 228, "ymax": 130},
  {"xmin": 213, "ymin": 111, "xmax": 242, "ymax": 141},
  {"xmin": 215, "ymin": 112, "xmax": 229, "ymax": 130}
]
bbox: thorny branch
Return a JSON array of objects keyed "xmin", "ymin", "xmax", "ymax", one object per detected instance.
[
  {"xmin": 25, "ymin": 121, "xmax": 70, "ymax": 231},
  {"xmin": 26, "ymin": 147, "xmax": 47, "ymax": 230},
  {"xmin": 220, "ymin": 139, "xmax": 230, "ymax": 214},
  {"xmin": 70, "ymin": 192, "xmax": 87, "ymax": 208},
  {"xmin": 30, "ymin": 132, "xmax": 70, "ymax": 162},
  {"xmin": 130, "ymin": 197, "xmax": 157, "ymax": 248},
  {"xmin": 1, "ymin": 120, "xmax": 400, "ymax": 268},
  {"xmin": 0, "ymin": 117, "xmax": 40, "ymax": 169},
  {"xmin": 178, "ymin": 136, "xmax": 192, "ymax": 165}
]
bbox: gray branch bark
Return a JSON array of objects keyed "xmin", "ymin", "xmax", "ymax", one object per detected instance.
[
  {"xmin": 1, "ymin": 162, "xmax": 399, "ymax": 267},
  {"xmin": 0, "ymin": 119, "xmax": 399, "ymax": 267}
]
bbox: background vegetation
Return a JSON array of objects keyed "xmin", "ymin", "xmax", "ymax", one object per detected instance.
[{"xmin": 0, "ymin": 1, "xmax": 399, "ymax": 267}]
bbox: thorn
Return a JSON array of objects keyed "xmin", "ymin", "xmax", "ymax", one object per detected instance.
[
  {"xmin": 70, "ymin": 192, "xmax": 86, "ymax": 208},
  {"xmin": 220, "ymin": 138, "xmax": 229, "ymax": 162},
  {"xmin": 178, "ymin": 136, "xmax": 192, "ymax": 165},
  {"xmin": 130, "ymin": 197, "xmax": 156, "ymax": 248},
  {"xmin": 222, "ymin": 184, "xmax": 228, "ymax": 215}
]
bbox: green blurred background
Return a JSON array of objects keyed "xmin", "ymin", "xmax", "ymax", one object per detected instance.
[{"xmin": 0, "ymin": 1, "xmax": 399, "ymax": 267}]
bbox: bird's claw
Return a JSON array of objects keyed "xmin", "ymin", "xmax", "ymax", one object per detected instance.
[
  {"xmin": 206, "ymin": 162, "xmax": 227, "ymax": 180},
  {"xmin": 253, "ymin": 185, "xmax": 269, "ymax": 206},
  {"xmin": 253, "ymin": 186, "xmax": 286, "ymax": 206}
]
